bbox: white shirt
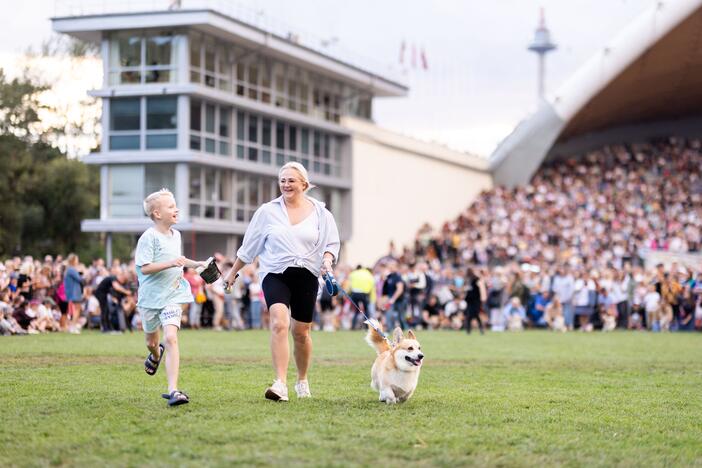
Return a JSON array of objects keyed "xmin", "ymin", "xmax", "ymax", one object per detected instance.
[
  {"xmin": 290, "ymin": 209, "xmax": 319, "ymax": 253},
  {"xmin": 237, "ymin": 196, "xmax": 340, "ymax": 281},
  {"xmin": 643, "ymin": 292, "xmax": 661, "ymax": 312}
]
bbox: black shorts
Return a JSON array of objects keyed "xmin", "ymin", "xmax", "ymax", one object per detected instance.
[{"xmin": 262, "ymin": 267, "xmax": 319, "ymax": 323}]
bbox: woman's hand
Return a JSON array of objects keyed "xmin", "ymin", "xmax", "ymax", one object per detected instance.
[
  {"xmin": 321, "ymin": 256, "xmax": 334, "ymax": 276},
  {"xmin": 222, "ymin": 269, "xmax": 239, "ymax": 293}
]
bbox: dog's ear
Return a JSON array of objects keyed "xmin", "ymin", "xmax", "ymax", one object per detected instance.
[
  {"xmin": 407, "ymin": 329, "xmax": 416, "ymax": 340},
  {"xmin": 392, "ymin": 327, "xmax": 403, "ymax": 344}
]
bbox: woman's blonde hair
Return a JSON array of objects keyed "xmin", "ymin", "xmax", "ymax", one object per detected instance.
[
  {"xmin": 143, "ymin": 188, "xmax": 174, "ymax": 219},
  {"xmin": 66, "ymin": 253, "xmax": 79, "ymax": 266},
  {"xmin": 278, "ymin": 162, "xmax": 315, "ymax": 193}
]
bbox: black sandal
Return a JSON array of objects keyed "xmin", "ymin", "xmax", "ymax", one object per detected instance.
[
  {"xmin": 161, "ymin": 390, "xmax": 190, "ymax": 407},
  {"xmin": 144, "ymin": 344, "xmax": 165, "ymax": 376}
]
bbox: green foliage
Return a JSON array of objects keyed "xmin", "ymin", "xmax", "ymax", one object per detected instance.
[
  {"xmin": 0, "ymin": 68, "xmax": 47, "ymax": 137},
  {"xmin": 1, "ymin": 331, "xmax": 700, "ymax": 467},
  {"xmin": 0, "ymin": 69, "xmax": 100, "ymax": 258}
]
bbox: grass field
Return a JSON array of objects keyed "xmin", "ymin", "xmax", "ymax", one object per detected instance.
[{"xmin": 1, "ymin": 330, "xmax": 701, "ymax": 467}]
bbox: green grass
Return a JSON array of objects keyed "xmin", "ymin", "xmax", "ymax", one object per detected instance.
[{"xmin": 1, "ymin": 330, "xmax": 701, "ymax": 467}]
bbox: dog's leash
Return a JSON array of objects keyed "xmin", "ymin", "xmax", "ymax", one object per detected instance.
[{"xmin": 323, "ymin": 272, "xmax": 393, "ymax": 346}]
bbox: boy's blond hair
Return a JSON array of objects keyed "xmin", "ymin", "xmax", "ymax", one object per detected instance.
[{"xmin": 143, "ymin": 188, "xmax": 174, "ymax": 220}]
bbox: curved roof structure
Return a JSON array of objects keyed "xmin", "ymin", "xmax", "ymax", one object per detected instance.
[{"xmin": 491, "ymin": 0, "xmax": 702, "ymax": 186}]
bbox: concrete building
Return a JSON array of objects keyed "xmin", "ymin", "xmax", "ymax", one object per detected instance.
[{"xmin": 51, "ymin": 2, "xmax": 490, "ymax": 265}]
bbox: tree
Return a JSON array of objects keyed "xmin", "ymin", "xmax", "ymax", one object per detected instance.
[
  {"xmin": 0, "ymin": 69, "xmax": 100, "ymax": 258},
  {"xmin": 0, "ymin": 68, "xmax": 47, "ymax": 139}
]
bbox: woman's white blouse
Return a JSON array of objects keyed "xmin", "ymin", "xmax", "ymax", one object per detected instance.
[{"xmin": 236, "ymin": 196, "xmax": 340, "ymax": 281}]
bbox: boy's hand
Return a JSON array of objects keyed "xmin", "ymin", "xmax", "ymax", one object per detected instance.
[{"xmin": 172, "ymin": 256, "xmax": 187, "ymax": 268}]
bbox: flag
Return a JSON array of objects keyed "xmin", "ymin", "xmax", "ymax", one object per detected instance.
[
  {"xmin": 399, "ymin": 40, "xmax": 406, "ymax": 64},
  {"xmin": 420, "ymin": 47, "xmax": 428, "ymax": 70},
  {"xmin": 411, "ymin": 43, "xmax": 417, "ymax": 68}
]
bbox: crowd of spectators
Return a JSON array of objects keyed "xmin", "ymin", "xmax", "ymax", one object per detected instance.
[{"xmin": 1, "ymin": 138, "xmax": 701, "ymax": 336}]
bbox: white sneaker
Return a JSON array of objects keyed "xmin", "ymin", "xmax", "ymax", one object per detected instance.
[
  {"xmin": 295, "ymin": 380, "xmax": 311, "ymax": 398},
  {"xmin": 265, "ymin": 379, "xmax": 289, "ymax": 402}
]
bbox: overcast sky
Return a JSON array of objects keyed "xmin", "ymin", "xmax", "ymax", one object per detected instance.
[{"xmin": 0, "ymin": 0, "xmax": 656, "ymax": 155}]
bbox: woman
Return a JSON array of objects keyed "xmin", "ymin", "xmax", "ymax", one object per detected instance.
[
  {"xmin": 222, "ymin": 162, "xmax": 340, "ymax": 402},
  {"xmin": 63, "ymin": 253, "xmax": 84, "ymax": 334}
]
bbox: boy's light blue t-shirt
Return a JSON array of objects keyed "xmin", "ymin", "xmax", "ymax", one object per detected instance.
[{"xmin": 135, "ymin": 227, "xmax": 193, "ymax": 309}]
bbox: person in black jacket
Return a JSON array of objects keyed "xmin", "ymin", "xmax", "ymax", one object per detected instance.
[{"xmin": 464, "ymin": 268, "xmax": 484, "ymax": 334}]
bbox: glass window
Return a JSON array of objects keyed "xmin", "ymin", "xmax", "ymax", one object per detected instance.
[
  {"xmin": 145, "ymin": 69, "xmax": 170, "ymax": 84},
  {"xmin": 301, "ymin": 128, "xmax": 309, "ymax": 154},
  {"xmin": 299, "ymin": 84, "xmax": 309, "ymax": 113},
  {"xmin": 289, "ymin": 125, "xmax": 297, "ymax": 151},
  {"xmin": 145, "ymin": 35, "xmax": 173, "ymax": 67},
  {"xmin": 205, "ymin": 138, "xmax": 215, "ymax": 154},
  {"xmin": 145, "ymin": 164, "xmax": 175, "ymax": 195},
  {"xmin": 313, "ymin": 130, "xmax": 321, "ymax": 156},
  {"xmin": 262, "ymin": 119, "xmax": 272, "ymax": 147},
  {"xmin": 110, "ymin": 99, "xmax": 140, "ymax": 131},
  {"xmin": 322, "ymin": 135, "xmax": 330, "ymax": 159},
  {"xmin": 237, "ymin": 111, "xmax": 245, "ymax": 140},
  {"xmin": 190, "ymin": 35, "xmax": 201, "ymax": 83},
  {"xmin": 236, "ymin": 63, "xmax": 245, "ymax": 96},
  {"xmin": 205, "ymin": 104, "xmax": 215, "ymax": 133},
  {"xmin": 248, "ymin": 181, "xmax": 258, "ymax": 206},
  {"xmin": 190, "ymin": 134, "xmax": 201, "ymax": 151},
  {"xmin": 146, "ymin": 97, "xmax": 177, "ymax": 129},
  {"xmin": 219, "ymin": 108, "xmax": 230, "ymax": 137},
  {"xmin": 190, "ymin": 100, "xmax": 201, "ymax": 131},
  {"xmin": 204, "ymin": 46, "xmax": 215, "ymax": 87},
  {"xmin": 114, "ymin": 35, "xmax": 141, "ymax": 68},
  {"xmin": 110, "ymin": 135, "xmax": 139, "ymax": 150},
  {"xmin": 276, "ymin": 122, "xmax": 285, "ymax": 150},
  {"xmin": 109, "ymin": 165, "xmax": 144, "ymax": 217},
  {"xmin": 248, "ymin": 116, "xmax": 258, "ymax": 143},
  {"xmin": 205, "ymin": 169, "xmax": 216, "ymax": 202},
  {"xmin": 146, "ymin": 134, "xmax": 177, "ymax": 149}
]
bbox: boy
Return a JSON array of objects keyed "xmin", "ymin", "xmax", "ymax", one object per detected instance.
[{"xmin": 136, "ymin": 188, "xmax": 206, "ymax": 407}]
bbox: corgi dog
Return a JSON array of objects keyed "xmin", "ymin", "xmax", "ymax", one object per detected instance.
[{"xmin": 364, "ymin": 319, "xmax": 423, "ymax": 404}]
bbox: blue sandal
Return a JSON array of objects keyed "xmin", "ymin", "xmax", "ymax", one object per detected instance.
[
  {"xmin": 161, "ymin": 390, "xmax": 190, "ymax": 407},
  {"xmin": 144, "ymin": 344, "xmax": 165, "ymax": 376}
]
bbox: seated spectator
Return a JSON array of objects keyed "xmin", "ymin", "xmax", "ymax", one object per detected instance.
[
  {"xmin": 421, "ymin": 294, "xmax": 441, "ymax": 330},
  {"xmin": 527, "ymin": 289, "xmax": 550, "ymax": 328},
  {"xmin": 677, "ymin": 285, "xmax": 696, "ymax": 331},
  {"xmin": 502, "ymin": 297, "xmax": 526, "ymax": 331}
]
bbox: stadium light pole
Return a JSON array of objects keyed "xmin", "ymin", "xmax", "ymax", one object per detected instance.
[{"xmin": 528, "ymin": 8, "xmax": 557, "ymax": 101}]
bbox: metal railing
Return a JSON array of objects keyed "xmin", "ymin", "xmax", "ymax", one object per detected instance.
[{"xmin": 53, "ymin": 0, "xmax": 407, "ymax": 86}]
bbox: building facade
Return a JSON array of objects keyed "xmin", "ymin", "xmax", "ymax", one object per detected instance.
[
  {"xmin": 52, "ymin": 6, "xmax": 407, "ymax": 261},
  {"xmin": 53, "ymin": 4, "xmax": 492, "ymax": 265}
]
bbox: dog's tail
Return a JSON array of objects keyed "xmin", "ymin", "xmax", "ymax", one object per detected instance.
[{"xmin": 364, "ymin": 318, "xmax": 389, "ymax": 355}]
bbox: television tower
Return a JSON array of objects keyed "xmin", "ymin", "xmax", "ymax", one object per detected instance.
[{"xmin": 528, "ymin": 8, "xmax": 557, "ymax": 101}]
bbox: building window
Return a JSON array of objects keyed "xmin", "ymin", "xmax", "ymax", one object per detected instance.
[
  {"xmin": 146, "ymin": 97, "xmax": 177, "ymax": 149},
  {"xmin": 189, "ymin": 166, "xmax": 231, "ymax": 220},
  {"xmin": 187, "ymin": 32, "xmax": 360, "ymax": 124},
  {"xmin": 190, "ymin": 99, "xmax": 231, "ymax": 156},
  {"xmin": 234, "ymin": 110, "xmax": 344, "ymax": 176},
  {"xmin": 108, "ymin": 97, "xmax": 178, "ymax": 151},
  {"xmin": 233, "ymin": 173, "xmax": 277, "ymax": 222},
  {"xmin": 108, "ymin": 164, "xmax": 175, "ymax": 217},
  {"xmin": 109, "ymin": 31, "xmax": 177, "ymax": 85},
  {"xmin": 109, "ymin": 98, "xmax": 140, "ymax": 150}
]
